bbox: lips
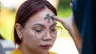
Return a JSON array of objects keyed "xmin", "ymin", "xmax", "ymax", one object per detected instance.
[{"xmin": 40, "ymin": 45, "xmax": 52, "ymax": 50}]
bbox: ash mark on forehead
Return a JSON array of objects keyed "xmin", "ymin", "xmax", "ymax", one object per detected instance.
[{"xmin": 44, "ymin": 14, "xmax": 55, "ymax": 23}]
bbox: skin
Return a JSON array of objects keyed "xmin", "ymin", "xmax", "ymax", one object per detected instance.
[
  {"xmin": 44, "ymin": 14, "xmax": 54, "ymax": 23},
  {"xmin": 15, "ymin": 8, "xmax": 57, "ymax": 54},
  {"xmin": 15, "ymin": 1, "xmax": 82, "ymax": 54},
  {"xmin": 52, "ymin": 15, "xmax": 82, "ymax": 54},
  {"xmin": 51, "ymin": 1, "xmax": 82, "ymax": 53}
]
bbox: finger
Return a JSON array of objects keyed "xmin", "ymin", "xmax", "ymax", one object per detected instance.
[{"xmin": 52, "ymin": 16, "xmax": 64, "ymax": 24}]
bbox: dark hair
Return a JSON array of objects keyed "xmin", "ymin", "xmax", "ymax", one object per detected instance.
[
  {"xmin": 14, "ymin": 0, "xmax": 57, "ymax": 44},
  {"xmin": 0, "ymin": 33, "xmax": 5, "ymax": 40}
]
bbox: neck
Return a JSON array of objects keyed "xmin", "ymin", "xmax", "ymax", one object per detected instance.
[{"xmin": 18, "ymin": 44, "xmax": 48, "ymax": 54}]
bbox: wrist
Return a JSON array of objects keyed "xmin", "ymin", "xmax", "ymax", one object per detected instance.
[{"xmin": 68, "ymin": 23, "xmax": 76, "ymax": 32}]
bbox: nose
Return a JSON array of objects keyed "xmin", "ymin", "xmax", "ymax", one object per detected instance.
[{"xmin": 43, "ymin": 31, "xmax": 52, "ymax": 41}]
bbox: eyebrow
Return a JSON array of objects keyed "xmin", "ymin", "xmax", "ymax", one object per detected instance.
[{"xmin": 33, "ymin": 23, "xmax": 57, "ymax": 28}]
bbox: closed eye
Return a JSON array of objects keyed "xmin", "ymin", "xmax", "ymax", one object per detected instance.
[
  {"xmin": 51, "ymin": 28, "xmax": 56, "ymax": 32},
  {"xmin": 34, "ymin": 29, "xmax": 42, "ymax": 33}
]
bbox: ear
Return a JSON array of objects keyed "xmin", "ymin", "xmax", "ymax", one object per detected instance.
[{"xmin": 15, "ymin": 23, "xmax": 23, "ymax": 39}]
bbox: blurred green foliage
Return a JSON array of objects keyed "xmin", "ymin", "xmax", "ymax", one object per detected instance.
[
  {"xmin": 56, "ymin": 0, "xmax": 72, "ymax": 37},
  {"xmin": 57, "ymin": 0, "xmax": 72, "ymax": 18}
]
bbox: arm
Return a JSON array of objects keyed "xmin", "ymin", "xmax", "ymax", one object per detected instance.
[
  {"xmin": 68, "ymin": 23, "xmax": 82, "ymax": 53},
  {"xmin": 53, "ymin": 15, "xmax": 82, "ymax": 54}
]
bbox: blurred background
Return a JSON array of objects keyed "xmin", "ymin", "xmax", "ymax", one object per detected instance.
[{"xmin": 0, "ymin": 0, "xmax": 78, "ymax": 54}]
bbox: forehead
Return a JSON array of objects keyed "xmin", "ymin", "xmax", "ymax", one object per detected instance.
[{"xmin": 25, "ymin": 8, "xmax": 55, "ymax": 26}]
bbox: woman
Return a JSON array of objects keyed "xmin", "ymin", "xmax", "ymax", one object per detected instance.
[
  {"xmin": 11, "ymin": 0, "xmax": 82, "ymax": 54},
  {"xmin": 12, "ymin": 0, "xmax": 58, "ymax": 54}
]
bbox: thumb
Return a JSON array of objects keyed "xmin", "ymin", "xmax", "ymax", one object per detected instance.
[{"xmin": 52, "ymin": 16, "xmax": 64, "ymax": 25}]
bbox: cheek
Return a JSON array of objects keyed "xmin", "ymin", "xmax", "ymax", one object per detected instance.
[
  {"xmin": 51, "ymin": 37, "xmax": 57, "ymax": 45},
  {"xmin": 22, "ymin": 30, "xmax": 40, "ymax": 46},
  {"xmin": 53, "ymin": 37, "xmax": 56, "ymax": 42}
]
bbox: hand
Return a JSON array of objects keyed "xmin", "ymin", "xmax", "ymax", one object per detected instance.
[
  {"xmin": 53, "ymin": 14, "xmax": 82, "ymax": 53},
  {"xmin": 53, "ymin": 14, "xmax": 74, "ymax": 31}
]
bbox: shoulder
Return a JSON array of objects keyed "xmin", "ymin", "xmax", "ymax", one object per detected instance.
[
  {"xmin": 11, "ymin": 48, "xmax": 56, "ymax": 54},
  {"xmin": 11, "ymin": 49, "xmax": 22, "ymax": 54},
  {"xmin": 49, "ymin": 51, "xmax": 57, "ymax": 54}
]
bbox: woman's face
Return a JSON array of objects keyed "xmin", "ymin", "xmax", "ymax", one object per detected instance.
[{"xmin": 18, "ymin": 8, "xmax": 57, "ymax": 54}]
